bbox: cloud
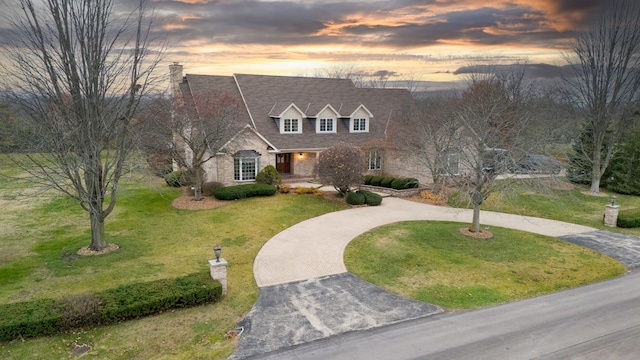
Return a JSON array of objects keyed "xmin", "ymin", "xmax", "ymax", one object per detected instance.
[
  {"xmin": 147, "ymin": 0, "xmax": 612, "ymax": 56},
  {"xmin": 453, "ymin": 63, "xmax": 573, "ymax": 78}
]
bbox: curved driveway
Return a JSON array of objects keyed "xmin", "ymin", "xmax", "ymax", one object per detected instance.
[
  {"xmin": 254, "ymin": 197, "xmax": 596, "ymax": 287},
  {"xmin": 233, "ymin": 196, "xmax": 640, "ymax": 359}
]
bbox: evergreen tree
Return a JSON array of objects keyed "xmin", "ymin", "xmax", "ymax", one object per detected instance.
[
  {"xmin": 607, "ymin": 127, "xmax": 640, "ymax": 195},
  {"xmin": 567, "ymin": 125, "xmax": 611, "ymax": 185}
]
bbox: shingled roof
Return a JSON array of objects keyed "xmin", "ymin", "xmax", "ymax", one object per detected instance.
[{"xmin": 179, "ymin": 73, "xmax": 416, "ymax": 152}]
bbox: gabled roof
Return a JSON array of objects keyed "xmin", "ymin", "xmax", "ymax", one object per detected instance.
[
  {"xmin": 314, "ymin": 104, "xmax": 341, "ymax": 118},
  {"xmin": 178, "ymin": 72, "xmax": 417, "ymax": 152}
]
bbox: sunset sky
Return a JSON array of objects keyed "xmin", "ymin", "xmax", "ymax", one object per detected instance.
[{"xmin": 2, "ymin": 0, "xmax": 611, "ymax": 89}]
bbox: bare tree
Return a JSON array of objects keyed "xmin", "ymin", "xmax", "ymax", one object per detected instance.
[
  {"xmin": 399, "ymin": 95, "xmax": 461, "ymax": 193},
  {"xmin": 453, "ymin": 68, "xmax": 535, "ymax": 233},
  {"xmin": 317, "ymin": 142, "xmax": 366, "ymax": 197},
  {"xmin": 1, "ymin": 0, "xmax": 163, "ymax": 251},
  {"xmin": 170, "ymin": 91, "xmax": 244, "ymax": 200},
  {"xmin": 311, "ymin": 64, "xmax": 366, "ymax": 87},
  {"xmin": 563, "ymin": 0, "xmax": 640, "ymax": 193}
]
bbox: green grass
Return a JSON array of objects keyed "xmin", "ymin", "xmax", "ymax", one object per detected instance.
[
  {"xmin": 345, "ymin": 221, "xmax": 627, "ymax": 310},
  {"xmin": 1, "ymin": 157, "xmax": 637, "ymax": 359},
  {"xmin": 0, "ymin": 174, "xmax": 348, "ymax": 359},
  {"xmin": 450, "ymin": 179, "xmax": 640, "ymax": 235}
]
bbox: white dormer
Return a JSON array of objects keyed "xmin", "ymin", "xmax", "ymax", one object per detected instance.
[
  {"xmin": 349, "ymin": 104, "xmax": 374, "ymax": 133},
  {"xmin": 314, "ymin": 104, "xmax": 339, "ymax": 133},
  {"xmin": 277, "ymin": 103, "xmax": 305, "ymax": 134}
]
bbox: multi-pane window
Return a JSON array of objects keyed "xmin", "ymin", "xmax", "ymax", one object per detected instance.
[
  {"xmin": 319, "ymin": 118, "xmax": 334, "ymax": 132},
  {"xmin": 234, "ymin": 157, "xmax": 259, "ymax": 181},
  {"xmin": 353, "ymin": 118, "xmax": 367, "ymax": 132},
  {"xmin": 283, "ymin": 118, "xmax": 299, "ymax": 133},
  {"xmin": 367, "ymin": 150, "xmax": 382, "ymax": 170}
]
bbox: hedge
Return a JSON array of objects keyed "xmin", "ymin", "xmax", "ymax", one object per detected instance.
[
  {"xmin": 363, "ymin": 175, "xmax": 374, "ymax": 185},
  {"xmin": 358, "ymin": 190, "xmax": 383, "ymax": 206},
  {"xmin": 0, "ymin": 272, "xmax": 222, "ymax": 342},
  {"xmin": 363, "ymin": 175, "xmax": 419, "ymax": 190},
  {"xmin": 380, "ymin": 177, "xmax": 395, "ymax": 188},
  {"xmin": 346, "ymin": 191, "xmax": 366, "ymax": 205},
  {"xmin": 213, "ymin": 184, "xmax": 277, "ymax": 200},
  {"xmin": 0, "ymin": 299, "xmax": 61, "ymax": 341},
  {"xmin": 617, "ymin": 208, "xmax": 640, "ymax": 228},
  {"xmin": 391, "ymin": 178, "xmax": 409, "ymax": 190}
]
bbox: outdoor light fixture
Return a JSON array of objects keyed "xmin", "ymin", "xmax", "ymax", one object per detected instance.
[
  {"xmin": 298, "ymin": 152, "xmax": 303, "ymax": 159},
  {"xmin": 611, "ymin": 195, "xmax": 617, "ymax": 206},
  {"xmin": 214, "ymin": 244, "xmax": 222, "ymax": 262}
]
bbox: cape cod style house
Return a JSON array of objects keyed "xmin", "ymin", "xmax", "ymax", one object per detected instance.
[{"xmin": 169, "ymin": 63, "xmax": 430, "ymax": 186}]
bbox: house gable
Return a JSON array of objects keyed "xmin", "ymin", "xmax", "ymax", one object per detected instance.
[
  {"xmin": 349, "ymin": 105, "xmax": 374, "ymax": 133},
  {"xmin": 313, "ymin": 104, "xmax": 340, "ymax": 134},
  {"xmin": 274, "ymin": 103, "xmax": 305, "ymax": 134}
]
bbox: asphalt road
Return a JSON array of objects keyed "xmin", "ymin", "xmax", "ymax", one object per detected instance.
[{"xmin": 253, "ymin": 270, "xmax": 640, "ymax": 360}]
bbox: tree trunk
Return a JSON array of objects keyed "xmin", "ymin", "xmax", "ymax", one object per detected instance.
[
  {"xmin": 194, "ymin": 184, "xmax": 203, "ymax": 201},
  {"xmin": 590, "ymin": 175, "xmax": 601, "ymax": 194},
  {"xmin": 471, "ymin": 203, "xmax": 482, "ymax": 232},
  {"xmin": 89, "ymin": 210, "xmax": 107, "ymax": 251}
]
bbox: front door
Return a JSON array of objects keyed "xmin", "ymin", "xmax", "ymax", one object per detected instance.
[{"xmin": 276, "ymin": 153, "xmax": 291, "ymax": 174}]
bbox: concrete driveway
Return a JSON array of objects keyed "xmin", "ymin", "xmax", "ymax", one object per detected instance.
[{"xmin": 230, "ymin": 196, "xmax": 640, "ymax": 359}]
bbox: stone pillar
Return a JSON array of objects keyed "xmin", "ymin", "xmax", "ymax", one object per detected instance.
[
  {"xmin": 604, "ymin": 205, "xmax": 620, "ymax": 227},
  {"xmin": 209, "ymin": 259, "xmax": 228, "ymax": 296}
]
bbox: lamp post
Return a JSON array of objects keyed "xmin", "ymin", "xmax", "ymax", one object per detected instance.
[
  {"xmin": 213, "ymin": 244, "xmax": 222, "ymax": 262},
  {"xmin": 604, "ymin": 195, "xmax": 619, "ymax": 227},
  {"xmin": 209, "ymin": 244, "xmax": 227, "ymax": 295}
]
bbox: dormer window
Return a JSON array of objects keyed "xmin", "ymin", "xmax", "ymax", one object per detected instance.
[
  {"xmin": 319, "ymin": 118, "xmax": 334, "ymax": 132},
  {"xmin": 283, "ymin": 118, "xmax": 300, "ymax": 133},
  {"xmin": 277, "ymin": 103, "xmax": 304, "ymax": 134},
  {"xmin": 315, "ymin": 105, "xmax": 339, "ymax": 133},
  {"xmin": 349, "ymin": 104, "xmax": 373, "ymax": 133},
  {"xmin": 353, "ymin": 118, "xmax": 367, "ymax": 132}
]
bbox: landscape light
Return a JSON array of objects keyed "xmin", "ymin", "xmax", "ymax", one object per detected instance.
[{"xmin": 214, "ymin": 244, "xmax": 222, "ymax": 262}]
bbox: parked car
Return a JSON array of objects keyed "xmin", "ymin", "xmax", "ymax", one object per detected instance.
[
  {"xmin": 482, "ymin": 148, "xmax": 515, "ymax": 174},
  {"xmin": 516, "ymin": 154, "xmax": 563, "ymax": 174}
]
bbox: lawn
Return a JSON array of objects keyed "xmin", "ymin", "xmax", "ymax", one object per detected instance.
[
  {"xmin": 345, "ymin": 221, "xmax": 626, "ymax": 310},
  {"xmin": 1, "ymin": 159, "xmax": 636, "ymax": 358},
  {"xmin": 455, "ymin": 178, "xmax": 640, "ymax": 235},
  {"xmin": 0, "ymin": 168, "xmax": 348, "ymax": 359}
]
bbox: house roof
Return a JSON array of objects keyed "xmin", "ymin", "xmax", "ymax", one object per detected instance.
[{"xmin": 178, "ymin": 72, "xmax": 416, "ymax": 152}]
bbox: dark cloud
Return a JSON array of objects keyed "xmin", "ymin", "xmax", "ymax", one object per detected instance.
[
  {"xmin": 144, "ymin": 0, "xmax": 607, "ymax": 52},
  {"xmin": 453, "ymin": 63, "xmax": 574, "ymax": 78}
]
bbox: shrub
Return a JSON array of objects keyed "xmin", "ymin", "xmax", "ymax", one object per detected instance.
[
  {"xmin": 363, "ymin": 175, "xmax": 374, "ymax": 185},
  {"xmin": 256, "ymin": 165, "xmax": 282, "ymax": 186},
  {"xmin": 370, "ymin": 175, "xmax": 384, "ymax": 186},
  {"xmin": 391, "ymin": 178, "xmax": 409, "ymax": 190},
  {"xmin": 164, "ymin": 170, "xmax": 185, "ymax": 187},
  {"xmin": 346, "ymin": 191, "xmax": 366, "ymax": 205},
  {"xmin": 214, "ymin": 184, "xmax": 277, "ymax": 200},
  {"xmin": 279, "ymin": 184, "xmax": 291, "ymax": 194},
  {"xmin": 359, "ymin": 190, "xmax": 383, "ymax": 206},
  {"xmin": 295, "ymin": 186, "xmax": 321, "ymax": 195},
  {"xmin": 0, "ymin": 273, "xmax": 222, "ymax": 342},
  {"xmin": 380, "ymin": 177, "xmax": 395, "ymax": 188},
  {"xmin": 317, "ymin": 142, "xmax": 366, "ymax": 196},
  {"xmin": 55, "ymin": 293, "xmax": 102, "ymax": 330},
  {"xmin": 202, "ymin": 182, "xmax": 224, "ymax": 197},
  {"xmin": 405, "ymin": 178, "xmax": 419, "ymax": 188},
  {"xmin": 0, "ymin": 299, "xmax": 60, "ymax": 341},
  {"xmin": 617, "ymin": 208, "xmax": 640, "ymax": 228}
]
